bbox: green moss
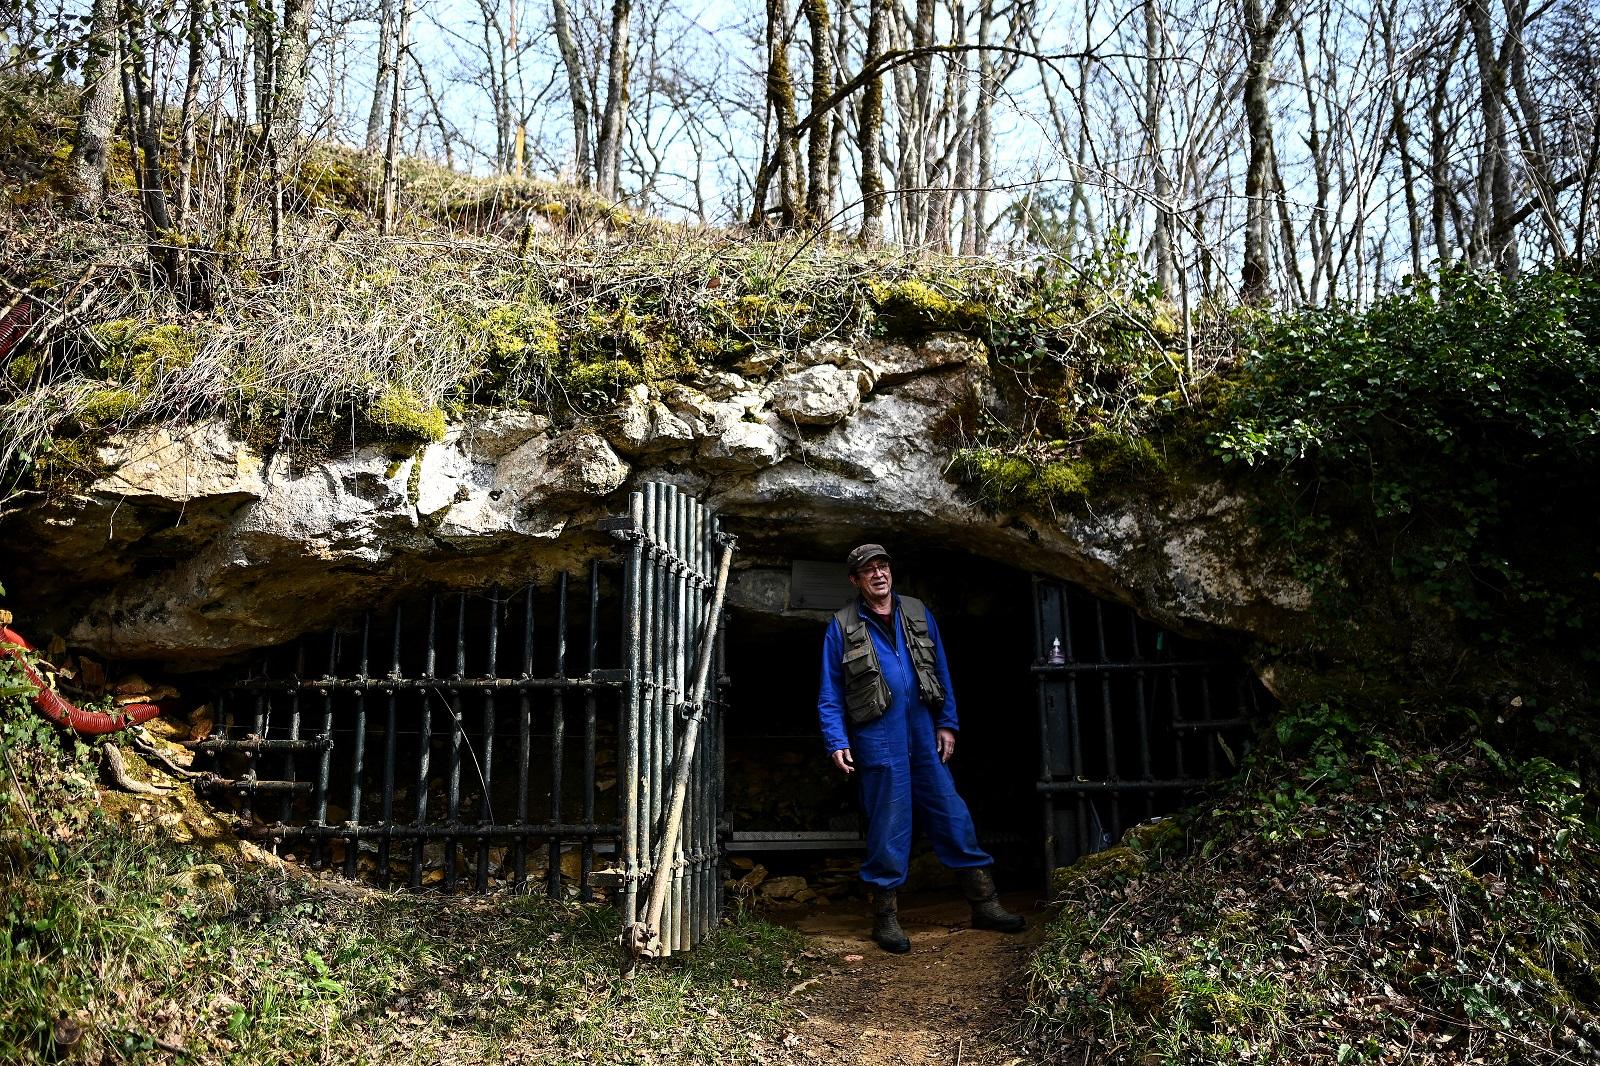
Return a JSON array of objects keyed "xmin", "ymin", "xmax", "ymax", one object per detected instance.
[
  {"xmin": 561, "ymin": 357, "xmax": 641, "ymax": 397},
  {"xmin": 1052, "ymin": 844, "xmax": 1145, "ymax": 893},
  {"xmin": 77, "ymin": 386, "xmax": 145, "ymax": 425},
  {"xmin": 89, "ymin": 320, "xmax": 200, "ymax": 387},
  {"xmin": 867, "ymin": 278, "xmax": 990, "ymax": 332},
  {"xmin": 6, "ymin": 353, "xmax": 38, "ymax": 384},
  {"xmin": 367, "ymin": 385, "xmax": 447, "ymax": 444},
  {"xmin": 532, "ymin": 201, "xmax": 567, "ymax": 222},
  {"xmin": 406, "ymin": 452, "xmax": 425, "ymax": 505}
]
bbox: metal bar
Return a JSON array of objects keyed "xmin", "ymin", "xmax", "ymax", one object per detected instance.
[
  {"xmin": 1061, "ymin": 590, "xmax": 1086, "ymax": 859},
  {"xmin": 227, "ymin": 676, "xmax": 623, "ymax": 693},
  {"xmin": 640, "ymin": 485, "xmax": 660, "ymax": 923},
  {"xmin": 582, "ymin": 563, "xmax": 599, "ymax": 902},
  {"xmin": 515, "ymin": 585, "xmax": 534, "ymax": 887},
  {"xmin": 1032, "ymin": 576, "xmax": 1056, "ymax": 879},
  {"xmin": 1168, "ymin": 668, "xmax": 1187, "ymax": 782},
  {"xmin": 549, "ymin": 571, "xmax": 568, "ymax": 899},
  {"xmin": 413, "ymin": 596, "xmax": 437, "ymax": 889},
  {"xmin": 186, "ymin": 736, "xmax": 332, "ymax": 754},
  {"xmin": 687, "ymin": 493, "xmax": 703, "ymax": 950},
  {"xmin": 1173, "ymin": 718, "xmax": 1251, "ymax": 732},
  {"xmin": 346, "ymin": 615, "xmax": 370, "ymax": 878},
  {"xmin": 195, "ymin": 775, "xmax": 314, "ymax": 795},
  {"xmin": 620, "ymin": 490, "xmax": 644, "ymax": 927},
  {"xmin": 314, "ymin": 632, "xmax": 337, "ymax": 867},
  {"xmin": 663, "ymin": 484, "xmax": 681, "ymax": 958},
  {"xmin": 625, "ymin": 523, "xmax": 735, "ymax": 961},
  {"xmin": 445, "ymin": 594, "xmax": 466, "ymax": 893},
  {"xmin": 1128, "ymin": 613, "xmax": 1154, "ymax": 822},
  {"xmin": 280, "ymin": 641, "xmax": 305, "ymax": 828},
  {"xmin": 1093, "ymin": 600, "xmax": 1120, "ymax": 843},
  {"xmin": 478, "ymin": 586, "xmax": 499, "ymax": 891},
  {"xmin": 1030, "ymin": 660, "xmax": 1234, "ymax": 674},
  {"xmin": 380, "ymin": 605, "xmax": 401, "ymax": 887},
  {"xmin": 1200, "ymin": 669, "xmax": 1218, "ymax": 778},
  {"xmin": 1036, "ymin": 779, "xmax": 1215, "ymax": 793},
  {"xmin": 249, "ymin": 822, "xmax": 622, "ymax": 840}
]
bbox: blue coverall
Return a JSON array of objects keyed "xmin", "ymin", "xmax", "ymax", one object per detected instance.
[{"xmin": 818, "ymin": 596, "xmax": 993, "ymax": 888}]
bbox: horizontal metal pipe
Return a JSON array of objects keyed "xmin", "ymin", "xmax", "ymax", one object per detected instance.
[
  {"xmin": 247, "ymin": 822, "xmax": 621, "ymax": 840},
  {"xmin": 1171, "ymin": 718, "xmax": 1252, "ymax": 731},
  {"xmin": 1031, "ymin": 660, "xmax": 1232, "ymax": 675},
  {"xmin": 1036, "ymin": 779, "xmax": 1215, "ymax": 793},
  {"xmin": 194, "ymin": 774, "xmax": 313, "ymax": 794},
  {"xmin": 186, "ymin": 735, "xmax": 331, "ymax": 753},
  {"xmin": 227, "ymin": 675, "xmax": 625, "ymax": 693}
]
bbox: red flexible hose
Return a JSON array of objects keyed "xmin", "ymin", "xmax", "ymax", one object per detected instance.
[{"xmin": 0, "ymin": 625, "xmax": 163, "ymax": 735}]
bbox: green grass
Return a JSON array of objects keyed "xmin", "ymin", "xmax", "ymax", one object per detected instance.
[{"xmin": 0, "ymin": 666, "xmax": 808, "ymax": 1065}]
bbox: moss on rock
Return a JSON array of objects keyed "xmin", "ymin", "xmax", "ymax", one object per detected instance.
[{"xmin": 367, "ymin": 385, "xmax": 447, "ymax": 444}]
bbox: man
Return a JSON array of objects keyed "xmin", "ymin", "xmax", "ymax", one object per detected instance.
[{"xmin": 817, "ymin": 543, "xmax": 1025, "ymax": 953}]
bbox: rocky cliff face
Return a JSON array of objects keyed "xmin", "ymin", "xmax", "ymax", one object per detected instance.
[{"xmin": 0, "ymin": 332, "xmax": 1309, "ymax": 671}]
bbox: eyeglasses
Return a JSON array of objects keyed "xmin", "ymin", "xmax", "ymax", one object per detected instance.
[{"xmin": 857, "ymin": 561, "xmax": 892, "ymax": 576}]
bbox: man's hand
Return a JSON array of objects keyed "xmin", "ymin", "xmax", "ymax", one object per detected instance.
[
  {"xmin": 936, "ymin": 728, "xmax": 956, "ymax": 763},
  {"xmin": 831, "ymin": 748, "xmax": 855, "ymax": 774}
]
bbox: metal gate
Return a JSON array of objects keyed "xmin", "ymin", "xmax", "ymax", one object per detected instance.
[
  {"xmin": 1032, "ymin": 576, "xmax": 1263, "ymax": 872},
  {"xmin": 195, "ymin": 482, "xmax": 732, "ymax": 957}
]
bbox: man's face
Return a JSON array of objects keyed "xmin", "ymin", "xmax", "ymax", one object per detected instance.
[{"xmin": 849, "ymin": 558, "xmax": 893, "ymax": 599}]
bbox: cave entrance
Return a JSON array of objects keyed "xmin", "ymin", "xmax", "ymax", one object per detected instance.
[{"xmin": 718, "ymin": 548, "xmax": 1267, "ymax": 889}]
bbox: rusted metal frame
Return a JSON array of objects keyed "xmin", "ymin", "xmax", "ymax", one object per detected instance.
[
  {"xmin": 412, "ymin": 596, "xmax": 438, "ymax": 889},
  {"xmin": 190, "ymin": 736, "xmax": 330, "ymax": 754},
  {"xmin": 476, "ymin": 587, "xmax": 500, "ymax": 892},
  {"xmin": 549, "ymin": 572, "xmax": 569, "ymax": 898},
  {"xmin": 1199, "ymin": 669, "xmax": 1218, "ymax": 778},
  {"xmin": 344, "ymin": 615, "xmax": 371, "ymax": 878}
]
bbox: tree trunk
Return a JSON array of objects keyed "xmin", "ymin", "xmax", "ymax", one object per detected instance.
[
  {"xmin": 176, "ymin": 0, "xmax": 209, "ymax": 230},
  {"xmin": 802, "ymin": 0, "xmax": 833, "ymax": 224},
  {"xmin": 551, "ymin": 0, "xmax": 594, "ymax": 186},
  {"xmin": 971, "ymin": 0, "xmax": 995, "ymax": 254},
  {"xmin": 858, "ymin": 0, "xmax": 890, "ymax": 244},
  {"xmin": 63, "ymin": 0, "xmax": 121, "ymax": 213},
  {"xmin": 1463, "ymin": 0, "xmax": 1518, "ymax": 272},
  {"xmin": 765, "ymin": 0, "xmax": 803, "ymax": 227},
  {"xmin": 381, "ymin": 0, "xmax": 413, "ymax": 235},
  {"xmin": 596, "ymin": 0, "xmax": 633, "ymax": 198},
  {"xmin": 366, "ymin": 0, "xmax": 397, "ymax": 151},
  {"xmin": 1145, "ymin": 0, "xmax": 1174, "ymax": 292},
  {"xmin": 1240, "ymin": 0, "xmax": 1294, "ymax": 301}
]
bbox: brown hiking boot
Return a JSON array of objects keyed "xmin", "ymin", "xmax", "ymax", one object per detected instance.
[
  {"xmin": 871, "ymin": 887, "xmax": 911, "ymax": 953},
  {"xmin": 957, "ymin": 867, "xmax": 1026, "ymax": 933}
]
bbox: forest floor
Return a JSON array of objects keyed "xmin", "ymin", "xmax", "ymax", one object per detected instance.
[{"xmin": 769, "ymin": 890, "xmax": 1044, "ymax": 1066}]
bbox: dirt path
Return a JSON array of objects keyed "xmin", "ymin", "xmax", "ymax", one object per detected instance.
[{"xmin": 772, "ymin": 890, "xmax": 1045, "ymax": 1066}]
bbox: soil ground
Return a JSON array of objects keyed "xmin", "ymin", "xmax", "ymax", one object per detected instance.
[{"xmin": 771, "ymin": 889, "xmax": 1045, "ymax": 1066}]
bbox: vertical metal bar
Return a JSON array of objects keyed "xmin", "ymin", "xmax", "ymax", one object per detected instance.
[
  {"xmin": 639, "ymin": 485, "xmax": 659, "ymax": 922},
  {"xmin": 478, "ymin": 586, "xmax": 499, "ymax": 891},
  {"xmin": 280, "ymin": 641, "xmax": 305, "ymax": 830},
  {"xmin": 1128, "ymin": 613, "xmax": 1155, "ymax": 821},
  {"xmin": 412, "ymin": 595, "xmax": 437, "ymax": 889},
  {"xmin": 1168, "ymin": 668, "xmax": 1188, "ymax": 782},
  {"xmin": 314, "ymin": 630, "xmax": 337, "ymax": 868},
  {"xmin": 1032, "ymin": 576, "xmax": 1056, "ymax": 881},
  {"xmin": 515, "ymin": 586, "xmax": 534, "ymax": 887},
  {"xmin": 445, "ymin": 594, "xmax": 466, "ymax": 893},
  {"xmin": 549, "ymin": 571, "xmax": 569, "ymax": 898},
  {"xmin": 676, "ymin": 487, "xmax": 692, "ymax": 953},
  {"xmin": 660, "ymin": 483, "xmax": 678, "ymax": 957},
  {"xmin": 379, "ymin": 605, "xmax": 401, "ymax": 887},
  {"xmin": 346, "ymin": 614, "xmax": 370, "ymax": 879},
  {"xmin": 1061, "ymin": 590, "xmax": 1087, "ymax": 860},
  {"xmin": 1200, "ymin": 669, "xmax": 1218, "ymax": 778},
  {"xmin": 1094, "ymin": 600, "xmax": 1120, "ymax": 843},
  {"xmin": 582, "ymin": 562, "xmax": 599, "ymax": 902},
  {"xmin": 650, "ymin": 484, "xmax": 667, "ymax": 925},
  {"xmin": 712, "ymin": 513, "xmax": 727, "ymax": 929},
  {"xmin": 622, "ymin": 490, "xmax": 645, "ymax": 927},
  {"xmin": 687, "ymin": 494, "xmax": 704, "ymax": 948}
]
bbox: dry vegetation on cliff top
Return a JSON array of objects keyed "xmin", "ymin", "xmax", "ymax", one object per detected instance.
[{"xmin": 0, "ymin": 84, "xmax": 1200, "ymax": 503}]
